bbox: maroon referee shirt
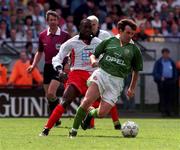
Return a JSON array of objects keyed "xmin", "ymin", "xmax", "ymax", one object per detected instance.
[{"xmin": 38, "ymin": 27, "xmax": 70, "ymax": 64}]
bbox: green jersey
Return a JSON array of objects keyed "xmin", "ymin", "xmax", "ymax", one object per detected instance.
[{"xmin": 94, "ymin": 37, "xmax": 143, "ymax": 78}]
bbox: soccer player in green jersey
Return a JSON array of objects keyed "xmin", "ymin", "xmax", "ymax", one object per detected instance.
[{"xmin": 69, "ymin": 18, "xmax": 143, "ymax": 137}]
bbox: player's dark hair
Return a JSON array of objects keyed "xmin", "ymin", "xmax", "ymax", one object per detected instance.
[
  {"xmin": 79, "ymin": 18, "xmax": 91, "ymax": 29},
  {"xmin": 46, "ymin": 10, "xmax": 59, "ymax": 21},
  {"xmin": 117, "ymin": 19, "xmax": 137, "ymax": 31}
]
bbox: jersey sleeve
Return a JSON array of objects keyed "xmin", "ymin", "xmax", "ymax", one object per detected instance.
[
  {"xmin": 38, "ymin": 34, "xmax": 44, "ymax": 52},
  {"xmin": 66, "ymin": 33, "xmax": 71, "ymax": 41},
  {"xmin": 131, "ymin": 45, "xmax": 143, "ymax": 71},
  {"xmin": 93, "ymin": 39, "xmax": 108, "ymax": 58},
  {"xmin": 52, "ymin": 39, "xmax": 73, "ymax": 70},
  {"xmin": 62, "ymin": 31, "xmax": 71, "ymax": 43}
]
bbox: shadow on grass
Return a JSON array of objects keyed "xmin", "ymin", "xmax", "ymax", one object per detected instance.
[
  {"xmin": 54, "ymin": 126, "xmax": 70, "ymax": 129},
  {"xmin": 48, "ymin": 134, "xmax": 121, "ymax": 139},
  {"xmin": 78, "ymin": 134, "xmax": 121, "ymax": 138},
  {"xmin": 55, "ymin": 126, "xmax": 119, "ymax": 131}
]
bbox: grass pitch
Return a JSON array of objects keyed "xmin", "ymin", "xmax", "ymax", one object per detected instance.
[{"xmin": 0, "ymin": 118, "xmax": 180, "ymax": 150}]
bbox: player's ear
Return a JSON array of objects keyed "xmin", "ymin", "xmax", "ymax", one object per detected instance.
[{"xmin": 118, "ymin": 29, "xmax": 122, "ymax": 34}]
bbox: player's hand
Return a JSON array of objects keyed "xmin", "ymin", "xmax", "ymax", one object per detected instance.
[
  {"xmin": 126, "ymin": 88, "xmax": 135, "ymax": 100},
  {"xmin": 55, "ymin": 65, "xmax": 67, "ymax": 82},
  {"xmin": 91, "ymin": 60, "xmax": 99, "ymax": 68},
  {"xmin": 27, "ymin": 65, "xmax": 34, "ymax": 73},
  {"xmin": 58, "ymin": 71, "xmax": 68, "ymax": 82}
]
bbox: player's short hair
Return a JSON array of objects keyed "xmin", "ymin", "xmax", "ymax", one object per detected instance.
[
  {"xmin": 79, "ymin": 19, "xmax": 92, "ymax": 38},
  {"xmin": 46, "ymin": 10, "xmax": 59, "ymax": 21},
  {"xmin": 117, "ymin": 19, "xmax": 137, "ymax": 31},
  {"xmin": 87, "ymin": 15, "xmax": 99, "ymax": 23},
  {"xmin": 80, "ymin": 18, "xmax": 92, "ymax": 27}
]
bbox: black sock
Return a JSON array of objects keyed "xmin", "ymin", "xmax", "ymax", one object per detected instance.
[{"xmin": 48, "ymin": 99, "xmax": 59, "ymax": 116}]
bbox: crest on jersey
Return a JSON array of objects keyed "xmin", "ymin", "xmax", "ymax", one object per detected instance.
[
  {"xmin": 56, "ymin": 44, "xmax": 61, "ymax": 50},
  {"xmin": 124, "ymin": 49, "xmax": 130, "ymax": 55}
]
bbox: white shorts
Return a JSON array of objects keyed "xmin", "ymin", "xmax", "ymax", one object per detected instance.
[{"xmin": 88, "ymin": 68, "xmax": 124, "ymax": 106}]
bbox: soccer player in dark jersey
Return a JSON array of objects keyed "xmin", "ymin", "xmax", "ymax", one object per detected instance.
[
  {"xmin": 27, "ymin": 10, "xmax": 70, "ymax": 126},
  {"xmin": 69, "ymin": 18, "xmax": 143, "ymax": 137}
]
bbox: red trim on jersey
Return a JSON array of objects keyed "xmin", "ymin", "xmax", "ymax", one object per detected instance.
[{"xmin": 71, "ymin": 48, "xmax": 75, "ymax": 67}]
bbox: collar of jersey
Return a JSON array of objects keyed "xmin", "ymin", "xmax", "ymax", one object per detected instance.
[{"xmin": 47, "ymin": 27, "xmax": 61, "ymax": 36}]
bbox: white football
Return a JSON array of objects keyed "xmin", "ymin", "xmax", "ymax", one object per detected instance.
[{"xmin": 121, "ymin": 121, "xmax": 139, "ymax": 138}]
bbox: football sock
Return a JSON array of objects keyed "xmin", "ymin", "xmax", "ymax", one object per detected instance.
[
  {"xmin": 90, "ymin": 118, "xmax": 95, "ymax": 128},
  {"xmin": 89, "ymin": 107, "xmax": 97, "ymax": 128},
  {"xmin": 110, "ymin": 105, "xmax": 119, "ymax": 122},
  {"xmin": 90, "ymin": 100, "xmax": 100, "ymax": 127},
  {"xmin": 89, "ymin": 108, "xmax": 98, "ymax": 117},
  {"xmin": 72, "ymin": 107, "xmax": 86, "ymax": 130},
  {"xmin": 48, "ymin": 98, "xmax": 59, "ymax": 116},
  {"xmin": 45, "ymin": 104, "xmax": 65, "ymax": 129}
]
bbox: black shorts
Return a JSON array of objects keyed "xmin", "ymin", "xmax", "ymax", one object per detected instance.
[{"xmin": 43, "ymin": 64, "xmax": 59, "ymax": 84}]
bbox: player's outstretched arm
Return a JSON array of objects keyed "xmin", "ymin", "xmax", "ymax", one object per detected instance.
[{"xmin": 27, "ymin": 51, "xmax": 43, "ymax": 73}]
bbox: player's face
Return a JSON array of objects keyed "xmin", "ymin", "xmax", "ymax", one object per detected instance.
[
  {"xmin": 47, "ymin": 15, "xmax": 59, "ymax": 29},
  {"xmin": 91, "ymin": 20, "xmax": 98, "ymax": 34},
  {"xmin": 80, "ymin": 21, "xmax": 92, "ymax": 38},
  {"xmin": 120, "ymin": 25, "xmax": 135, "ymax": 43}
]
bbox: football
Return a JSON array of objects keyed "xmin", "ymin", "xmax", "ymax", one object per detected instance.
[{"xmin": 121, "ymin": 121, "xmax": 139, "ymax": 138}]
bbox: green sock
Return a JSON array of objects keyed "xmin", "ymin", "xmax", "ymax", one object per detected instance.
[
  {"xmin": 72, "ymin": 107, "xmax": 86, "ymax": 130},
  {"xmin": 89, "ymin": 108, "xmax": 98, "ymax": 118}
]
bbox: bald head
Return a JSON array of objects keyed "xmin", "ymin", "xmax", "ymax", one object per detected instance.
[
  {"xmin": 87, "ymin": 15, "xmax": 99, "ymax": 23},
  {"xmin": 87, "ymin": 15, "xmax": 99, "ymax": 35}
]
